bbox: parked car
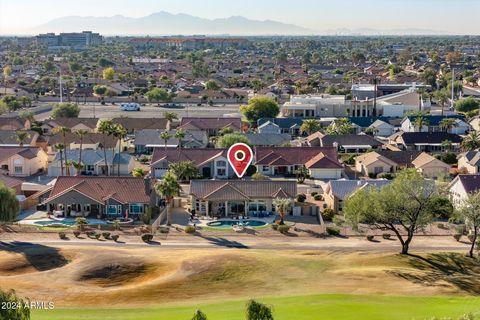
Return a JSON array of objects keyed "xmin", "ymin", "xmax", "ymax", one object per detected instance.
[{"xmin": 120, "ymin": 103, "xmax": 140, "ymax": 111}]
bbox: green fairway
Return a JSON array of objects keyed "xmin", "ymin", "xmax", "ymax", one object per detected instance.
[{"xmin": 33, "ymin": 294, "xmax": 480, "ymax": 320}]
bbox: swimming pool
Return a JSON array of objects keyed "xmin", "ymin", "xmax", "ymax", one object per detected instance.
[
  {"xmin": 33, "ymin": 218, "xmax": 108, "ymax": 227},
  {"xmin": 206, "ymin": 219, "xmax": 267, "ymax": 229}
]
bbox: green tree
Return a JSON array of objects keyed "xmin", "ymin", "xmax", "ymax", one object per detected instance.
[
  {"xmin": 455, "ymin": 97, "xmax": 480, "ymax": 113},
  {"xmin": 0, "ymin": 289, "xmax": 30, "ymax": 320},
  {"xmin": 434, "ymin": 90, "xmax": 450, "ymax": 116},
  {"xmin": 240, "ymin": 97, "xmax": 279, "ymax": 125},
  {"xmin": 216, "ymin": 133, "xmax": 250, "ymax": 148},
  {"xmin": 3, "ymin": 65, "xmax": 12, "ymax": 96},
  {"xmin": 457, "ymin": 191, "xmax": 480, "ymax": 258},
  {"xmin": 154, "ymin": 172, "xmax": 182, "ymax": 225},
  {"xmin": 102, "ymin": 67, "xmax": 115, "ymax": 81},
  {"xmin": 191, "ymin": 309, "xmax": 207, "ymax": 320},
  {"xmin": 293, "ymin": 166, "xmax": 309, "ymax": 183},
  {"xmin": 113, "ymin": 124, "xmax": 127, "ymax": 176},
  {"xmin": 160, "ymin": 131, "xmax": 172, "ymax": 150},
  {"xmin": 53, "ymin": 126, "xmax": 72, "ymax": 176},
  {"xmin": 164, "ymin": 111, "xmax": 178, "ymax": 131},
  {"xmin": 15, "ymin": 130, "xmax": 30, "ymax": 146},
  {"xmin": 97, "ymin": 119, "xmax": 114, "ymax": 176},
  {"xmin": 439, "ymin": 118, "xmax": 458, "ymax": 133},
  {"xmin": 93, "ymin": 85, "xmax": 107, "ymax": 96},
  {"xmin": 413, "ymin": 117, "xmax": 430, "ymax": 132},
  {"xmin": 0, "ymin": 182, "xmax": 20, "ymax": 223},
  {"xmin": 54, "ymin": 143, "xmax": 65, "ymax": 175},
  {"xmin": 205, "ymin": 79, "xmax": 221, "ymax": 91},
  {"xmin": 245, "ymin": 299, "xmax": 274, "ymax": 320},
  {"xmin": 300, "ymin": 119, "xmax": 321, "ymax": 135},
  {"xmin": 145, "ymin": 88, "xmax": 169, "ymax": 106},
  {"xmin": 75, "ymin": 129, "xmax": 89, "ymax": 167},
  {"xmin": 461, "ymin": 131, "xmax": 480, "ymax": 151},
  {"xmin": 344, "ymin": 169, "xmax": 441, "ymax": 255},
  {"xmin": 168, "ymin": 161, "xmax": 200, "ymax": 181},
  {"xmin": 132, "ymin": 167, "xmax": 147, "ymax": 177},
  {"xmin": 273, "ymin": 198, "xmax": 292, "ymax": 225},
  {"xmin": 51, "ymin": 103, "xmax": 80, "ymax": 119},
  {"xmin": 252, "ymin": 172, "xmax": 269, "ymax": 180},
  {"xmin": 174, "ymin": 128, "xmax": 185, "ymax": 148},
  {"xmin": 325, "ymin": 118, "xmax": 354, "ymax": 135}
]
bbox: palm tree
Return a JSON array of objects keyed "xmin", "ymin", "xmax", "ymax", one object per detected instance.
[
  {"xmin": 413, "ymin": 117, "xmax": 429, "ymax": 132},
  {"xmin": 97, "ymin": 119, "xmax": 113, "ymax": 176},
  {"xmin": 154, "ymin": 171, "xmax": 182, "ymax": 225},
  {"xmin": 114, "ymin": 124, "xmax": 127, "ymax": 176},
  {"xmin": 174, "ymin": 128, "xmax": 185, "ymax": 149},
  {"xmin": 15, "ymin": 131, "xmax": 30, "ymax": 147},
  {"xmin": 132, "ymin": 167, "xmax": 147, "ymax": 177},
  {"xmin": 461, "ymin": 131, "xmax": 480, "ymax": 151},
  {"xmin": 439, "ymin": 118, "xmax": 457, "ymax": 133},
  {"xmin": 434, "ymin": 90, "xmax": 450, "ymax": 116},
  {"xmin": 54, "ymin": 143, "xmax": 65, "ymax": 175},
  {"xmin": 75, "ymin": 129, "xmax": 89, "ymax": 165},
  {"xmin": 164, "ymin": 111, "xmax": 178, "ymax": 131},
  {"xmin": 273, "ymin": 198, "xmax": 292, "ymax": 225},
  {"xmin": 71, "ymin": 160, "xmax": 84, "ymax": 176},
  {"xmin": 160, "ymin": 131, "xmax": 172, "ymax": 150},
  {"xmin": 300, "ymin": 119, "xmax": 321, "ymax": 135},
  {"xmin": 53, "ymin": 126, "xmax": 71, "ymax": 175}
]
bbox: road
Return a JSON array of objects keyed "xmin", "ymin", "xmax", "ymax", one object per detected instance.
[{"xmin": 33, "ymin": 102, "xmax": 242, "ymax": 121}]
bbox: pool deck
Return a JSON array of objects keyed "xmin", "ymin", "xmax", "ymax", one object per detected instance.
[
  {"xmin": 190, "ymin": 216, "xmax": 276, "ymax": 228},
  {"xmin": 18, "ymin": 217, "xmax": 108, "ymax": 226}
]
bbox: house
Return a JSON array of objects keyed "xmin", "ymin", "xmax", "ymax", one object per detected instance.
[
  {"xmin": 0, "ymin": 117, "xmax": 30, "ymax": 131},
  {"xmin": 0, "ymin": 171, "xmax": 24, "ymax": 194},
  {"xmin": 389, "ymin": 131, "xmax": 462, "ymax": 152},
  {"xmin": 48, "ymin": 150, "xmax": 134, "ymax": 176},
  {"xmin": 355, "ymin": 150, "xmax": 450, "ymax": 178},
  {"xmin": 449, "ymin": 174, "xmax": 480, "ymax": 208},
  {"xmin": 457, "ymin": 151, "xmax": 480, "ymax": 174},
  {"xmin": 367, "ymin": 119, "xmax": 396, "ymax": 137},
  {"xmin": 281, "ymin": 94, "xmax": 348, "ymax": 118},
  {"xmin": 189, "ymin": 180, "xmax": 297, "ymax": 217},
  {"xmin": 257, "ymin": 118, "xmax": 303, "ymax": 136},
  {"xmin": 0, "ymin": 147, "xmax": 48, "ymax": 177},
  {"xmin": 111, "ymin": 118, "xmax": 170, "ymax": 134},
  {"xmin": 43, "ymin": 176, "xmax": 151, "ymax": 218},
  {"xmin": 133, "ymin": 129, "xmax": 208, "ymax": 154},
  {"xmin": 0, "ymin": 130, "xmax": 39, "ymax": 147},
  {"xmin": 400, "ymin": 116, "xmax": 469, "ymax": 134},
  {"xmin": 179, "ymin": 117, "xmax": 242, "ymax": 136},
  {"xmin": 255, "ymin": 146, "xmax": 343, "ymax": 179},
  {"xmin": 46, "ymin": 132, "xmax": 119, "ymax": 154},
  {"xmin": 324, "ymin": 179, "xmax": 391, "ymax": 212},
  {"xmin": 244, "ymin": 133, "xmax": 291, "ymax": 147},
  {"xmin": 257, "ymin": 121, "xmax": 281, "ymax": 134},
  {"xmin": 41, "ymin": 118, "xmax": 99, "ymax": 135},
  {"xmin": 151, "ymin": 148, "xmax": 233, "ymax": 179},
  {"xmin": 313, "ymin": 134, "xmax": 383, "ymax": 153}
]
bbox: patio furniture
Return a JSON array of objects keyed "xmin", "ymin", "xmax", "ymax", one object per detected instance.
[{"xmin": 53, "ymin": 210, "xmax": 63, "ymax": 217}]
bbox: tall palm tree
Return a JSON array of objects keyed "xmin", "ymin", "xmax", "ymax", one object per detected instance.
[
  {"xmin": 154, "ymin": 171, "xmax": 182, "ymax": 225},
  {"xmin": 15, "ymin": 131, "xmax": 30, "ymax": 147},
  {"xmin": 413, "ymin": 117, "xmax": 429, "ymax": 132},
  {"xmin": 174, "ymin": 128, "xmax": 185, "ymax": 149},
  {"xmin": 273, "ymin": 198, "xmax": 292, "ymax": 225},
  {"xmin": 461, "ymin": 131, "xmax": 480, "ymax": 151},
  {"xmin": 97, "ymin": 119, "xmax": 113, "ymax": 176},
  {"xmin": 114, "ymin": 124, "xmax": 127, "ymax": 176},
  {"xmin": 164, "ymin": 111, "xmax": 178, "ymax": 131},
  {"xmin": 75, "ymin": 129, "xmax": 89, "ymax": 166},
  {"xmin": 71, "ymin": 160, "xmax": 84, "ymax": 176},
  {"xmin": 54, "ymin": 143, "xmax": 65, "ymax": 175},
  {"xmin": 439, "ymin": 118, "xmax": 457, "ymax": 133},
  {"xmin": 53, "ymin": 126, "xmax": 71, "ymax": 175},
  {"xmin": 300, "ymin": 119, "xmax": 321, "ymax": 135},
  {"xmin": 434, "ymin": 90, "xmax": 450, "ymax": 116},
  {"xmin": 160, "ymin": 131, "xmax": 172, "ymax": 150}
]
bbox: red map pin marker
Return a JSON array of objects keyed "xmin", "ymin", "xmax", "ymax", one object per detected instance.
[{"xmin": 227, "ymin": 143, "xmax": 253, "ymax": 178}]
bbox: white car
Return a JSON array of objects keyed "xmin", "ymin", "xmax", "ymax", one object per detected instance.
[{"xmin": 120, "ymin": 103, "xmax": 140, "ymax": 111}]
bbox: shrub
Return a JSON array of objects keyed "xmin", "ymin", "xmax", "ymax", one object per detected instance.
[
  {"xmin": 326, "ymin": 226, "xmax": 340, "ymax": 236},
  {"xmin": 73, "ymin": 231, "xmax": 81, "ymax": 238},
  {"xmin": 58, "ymin": 232, "xmax": 67, "ymax": 240},
  {"xmin": 191, "ymin": 309, "xmax": 208, "ymax": 320},
  {"xmin": 453, "ymin": 234, "xmax": 462, "ymax": 242},
  {"xmin": 313, "ymin": 194, "xmax": 322, "ymax": 201},
  {"xmin": 278, "ymin": 225, "xmax": 290, "ymax": 234},
  {"xmin": 377, "ymin": 172, "xmax": 394, "ymax": 180},
  {"xmin": 435, "ymin": 153, "xmax": 458, "ymax": 165},
  {"xmin": 322, "ymin": 208, "xmax": 335, "ymax": 221},
  {"xmin": 366, "ymin": 235, "xmax": 374, "ymax": 241},
  {"xmin": 368, "ymin": 172, "xmax": 376, "ymax": 178},
  {"xmin": 332, "ymin": 216, "xmax": 344, "ymax": 226},
  {"xmin": 94, "ymin": 233, "xmax": 101, "ymax": 240},
  {"xmin": 271, "ymin": 224, "xmax": 278, "ymax": 230},
  {"xmin": 185, "ymin": 225, "xmax": 196, "ymax": 234},
  {"xmin": 141, "ymin": 208, "xmax": 153, "ymax": 224},
  {"xmin": 141, "ymin": 233, "xmax": 154, "ymax": 243},
  {"xmin": 296, "ymin": 193, "xmax": 306, "ymax": 203},
  {"xmin": 102, "ymin": 232, "xmax": 111, "ymax": 239},
  {"xmin": 111, "ymin": 234, "xmax": 119, "ymax": 242},
  {"xmin": 310, "ymin": 191, "xmax": 318, "ymax": 197},
  {"xmin": 158, "ymin": 226, "xmax": 170, "ymax": 233},
  {"xmin": 86, "ymin": 231, "xmax": 96, "ymax": 238},
  {"xmin": 252, "ymin": 172, "xmax": 269, "ymax": 180},
  {"xmin": 245, "ymin": 299, "xmax": 274, "ymax": 320},
  {"xmin": 382, "ymin": 233, "xmax": 391, "ymax": 240}
]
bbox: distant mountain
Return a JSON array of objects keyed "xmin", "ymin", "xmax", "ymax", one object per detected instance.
[
  {"xmin": 34, "ymin": 11, "xmax": 313, "ymax": 36},
  {"xmin": 324, "ymin": 28, "xmax": 445, "ymax": 36}
]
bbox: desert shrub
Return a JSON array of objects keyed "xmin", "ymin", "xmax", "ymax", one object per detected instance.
[
  {"xmin": 111, "ymin": 234, "xmax": 119, "ymax": 242},
  {"xmin": 310, "ymin": 191, "xmax": 318, "ymax": 197},
  {"xmin": 141, "ymin": 233, "xmax": 154, "ymax": 243},
  {"xmin": 326, "ymin": 226, "xmax": 340, "ymax": 236},
  {"xmin": 322, "ymin": 208, "xmax": 335, "ymax": 221},
  {"xmin": 94, "ymin": 233, "xmax": 101, "ymax": 240},
  {"xmin": 102, "ymin": 232, "xmax": 111, "ymax": 239},
  {"xmin": 73, "ymin": 231, "xmax": 81, "ymax": 238},
  {"xmin": 382, "ymin": 233, "xmax": 391, "ymax": 240},
  {"xmin": 366, "ymin": 235, "xmax": 374, "ymax": 241},
  {"xmin": 314, "ymin": 194, "xmax": 322, "ymax": 201},
  {"xmin": 58, "ymin": 232, "xmax": 67, "ymax": 240},
  {"xmin": 278, "ymin": 225, "xmax": 290, "ymax": 234},
  {"xmin": 271, "ymin": 224, "xmax": 278, "ymax": 230},
  {"xmin": 296, "ymin": 193, "xmax": 306, "ymax": 202},
  {"xmin": 86, "ymin": 231, "xmax": 95, "ymax": 238},
  {"xmin": 185, "ymin": 225, "xmax": 196, "ymax": 234},
  {"xmin": 453, "ymin": 234, "xmax": 462, "ymax": 242}
]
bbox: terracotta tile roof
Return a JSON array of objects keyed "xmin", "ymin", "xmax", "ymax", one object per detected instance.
[
  {"xmin": 112, "ymin": 118, "xmax": 169, "ymax": 133},
  {"xmin": 190, "ymin": 180, "xmax": 297, "ymax": 201},
  {"xmin": 47, "ymin": 132, "xmax": 117, "ymax": 149},
  {"xmin": 45, "ymin": 176, "xmax": 150, "ymax": 204},
  {"xmin": 0, "ymin": 173, "xmax": 23, "ymax": 189},
  {"xmin": 255, "ymin": 147, "xmax": 341, "ymax": 168},
  {"xmin": 0, "ymin": 130, "xmax": 38, "ymax": 146},
  {"xmin": 46, "ymin": 118, "xmax": 99, "ymax": 129},
  {"xmin": 0, "ymin": 146, "xmax": 40, "ymax": 162},
  {"xmin": 151, "ymin": 148, "xmax": 226, "ymax": 166},
  {"xmin": 0, "ymin": 117, "xmax": 27, "ymax": 130},
  {"xmin": 179, "ymin": 117, "xmax": 241, "ymax": 131}
]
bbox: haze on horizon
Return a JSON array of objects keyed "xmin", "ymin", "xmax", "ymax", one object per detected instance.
[{"xmin": 0, "ymin": 0, "xmax": 478, "ymax": 35}]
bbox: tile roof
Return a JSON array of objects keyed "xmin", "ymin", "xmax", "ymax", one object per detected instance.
[
  {"xmin": 460, "ymin": 151, "xmax": 480, "ymax": 166},
  {"xmin": 0, "ymin": 117, "xmax": 27, "ymax": 130},
  {"xmin": 0, "ymin": 146, "xmax": 40, "ymax": 162},
  {"xmin": 411, "ymin": 152, "xmax": 448, "ymax": 168},
  {"xmin": 255, "ymin": 146, "xmax": 341, "ymax": 168},
  {"xmin": 46, "ymin": 117, "xmax": 99, "ymax": 129},
  {"xmin": 398, "ymin": 132, "xmax": 462, "ymax": 144},
  {"xmin": 0, "ymin": 130, "xmax": 37, "ymax": 146},
  {"xmin": 190, "ymin": 180, "xmax": 297, "ymax": 201},
  {"xmin": 0, "ymin": 173, "xmax": 23, "ymax": 189},
  {"xmin": 151, "ymin": 148, "xmax": 226, "ymax": 166},
  {"xmin": 53, "ymin": 150, "xmax": 132, "ymax": 165},
  {"xmin": 244, "ymin": 133, "xmax": 291, "ymax": 146},
  {"xmin": 257, "ymin": 117, "xmax": 303, "ymax": 129},
  {"xmin": 305, "ymin": 152, "xmax": 343, "ymax": 169},
  {"xmin": 375, "ymin": 150, "xmax": 423, "ymax": 167},
  {"xmin": 45, "ymin": 176, "xmax": 150, "ymax": 204},
  {"xmin": 326, "ymin": 179, "xmax": 391, "ymax": 200},
  {"xmin": 320, "ymin": 134, "xmax": 383, "ymax": 147},
  {"xmin": 403, "ymin": 115, "xmax": 465, "ymax": 126},
  {"xmin": 47, "ymin": 132, "xmax": 117, "ymax": 149},
  {"xmin": 179, "ymin": 117, "xmax": 241, "ymax": 131},
  {"xmin": 456, "ymin": 174, "xmax": 480, "ymax": 194},
  {"xmin": 112, "ymin": 118, "xmax": 169, "ymax": 133}
]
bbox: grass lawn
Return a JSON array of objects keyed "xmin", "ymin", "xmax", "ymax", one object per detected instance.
[{"xmin": 33, "ymin": 293, "xmax": 480, "ymax": 320}]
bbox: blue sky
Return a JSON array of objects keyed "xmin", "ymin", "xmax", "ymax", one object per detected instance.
[{"xmin": 0, "ymin": 0, "xmax": 478, "ymax": 35}]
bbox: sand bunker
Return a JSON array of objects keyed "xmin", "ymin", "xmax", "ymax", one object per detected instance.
[{"xmin": 0, "ymin": 252, "xmax": 70, "ymax": 275}]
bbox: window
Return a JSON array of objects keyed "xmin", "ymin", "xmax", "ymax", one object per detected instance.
[
  {"xmin": 216, "ymin": 160, "xmax": 227, "ymax": 167},
  {"xmin": 86, "ymin": 165, "xmax": 95, "ymax": 172},
  {"xmin": 262, "ymin": 166, "xmax": 269, "ymax": 172},
  {"xmin": 129, "ymin": 203, "xmax": 144, "ymax": 215},
  {"xmin": 107, "ymin": 205, "xmax": 120, "ymax": 215},
  {"xmin": 217, "ymin": 168, "xmax": 226, "ymax": 176},
  {"xmin": 14, "ymin": 166, "xmax": 23, "ymax": 174}
]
